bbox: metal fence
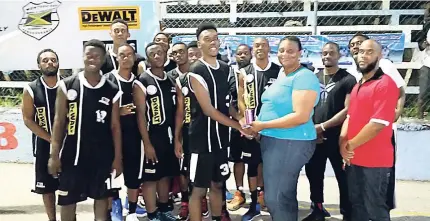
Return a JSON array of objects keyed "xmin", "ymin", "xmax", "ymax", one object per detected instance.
[{"xmin": 1, "ymin": 0, "xmax": 430, "ymax": 119}]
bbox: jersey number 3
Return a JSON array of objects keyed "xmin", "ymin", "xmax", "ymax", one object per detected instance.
[
  {"xmin": 96, "ymin": 110, "xmax": 107, "ymax": 123},
  {"xmin": 219, "ymin": 163, "xmax": 230, "ymax": 176},
  {"xmin": 0, "ymin": 122, "xmax": 18, "ymax": 150}
]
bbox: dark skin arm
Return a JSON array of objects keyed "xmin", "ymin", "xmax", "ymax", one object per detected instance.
[
  {"xmin": 174, "ymin": 84, "xmax": 184, "ymax": 159},
  {"xmin": 316, "ymin": 94, "xmax": 351, "ymax": 133},
  {"xmin": 48, "ymin": 87, "xmax": 68, "ymax": 177},
  {"xmin": 133, "ymin": 83, "xmax": 158, "ymax": 164},
  {"xmin": 395, "ymin": 86, "xmax": 405, "ymax": 121},
  {"xmin": 21, "ymin": 88, "xmax": 51, "ymax": 142},
  {"xmin": 111, "ymin": 97, "xmax": 123, "ymax": 177}
]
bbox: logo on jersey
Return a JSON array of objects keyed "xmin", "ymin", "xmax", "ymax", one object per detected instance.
[
  {"xmin": 147, "ymin": 85, "xmax": 157, "ymax": 96},
  {"xmin": 245, "ymin": 82, "xmax": 256, "ymax": 109},
  {"xmin": 96, "ymin": 110, "xmax": 107, "ymax": 123},
  {"xmin": 150, "ymin": 97, "xmax": 161, "ymax": 125},
  {"xmin": 18, "ymin": 1, "xmax": 61, "ymax": 40},
  {"xmin": 184, "ymin": 97, "xmax": 191, "ymax": 124},
  {"xmin": 246, "ymin": 74, "xmax": 254, "ymax": 83},
  {"xmin": 67, "ymin": 89, "xmax": 78, "ymax": 101},
  {"xmin": 67, "ymin": 102, "xmax": 77, "ymax": 135},
  {"xmin": 99, "ymin": 97, "xmax": 110, "ymax": 106},
  {"xmin": 181, "ymin": 87, "xmax": 189, "ymax": 96},
  {"xmin": 36, "ymin": 107, "xmax": 48, "ymax": 132}
]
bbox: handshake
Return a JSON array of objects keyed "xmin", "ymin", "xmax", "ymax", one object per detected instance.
[{"xmin": 237, "ymin": 117, "xmax": 261, "ymax": 141}]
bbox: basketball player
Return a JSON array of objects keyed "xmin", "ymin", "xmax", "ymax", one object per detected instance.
[
  {"xmin": 187, "ymin": 41, "xmax": 202, "ymax": 64},
  {"xmin": 48, "ymin": 39, "xmax": 123, "ymax": 221},
  {"xmin": 227, "ymin": 44, "xmax": 252, "ymax": 210},
  {"xmin": 106, "ymin": 43, "xmax": 145, "ymax": 221},
  {"xmin": 133, "ymin": 42, "xmax": 179, "ymax": 221},
  {"xmin": 154, "ymin": 32, "xmax": 177, "ymax": 72},
  {"xmin": 235, "ymin": 37, "xmax": 280, "ymax": 220},
  {"xmin": 187, "ymin": 23, "xmax": 252, "ymax": 221},
  {"xmin": 101, "ymin": 19, "xmax": 146, "ymax": 75},
  {"xmin": 22, "ymin": 49, "xmax": 61, "ymax": 221}
]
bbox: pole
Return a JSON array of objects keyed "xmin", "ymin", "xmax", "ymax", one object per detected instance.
[{"xmin": 313, "ymin": 0, "xmax": 318, "ymax": 35}]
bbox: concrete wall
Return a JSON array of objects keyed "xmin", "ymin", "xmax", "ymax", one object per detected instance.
[{"xmin": 1, "ymin": 108, "xmax": 430, "ymax": 180}]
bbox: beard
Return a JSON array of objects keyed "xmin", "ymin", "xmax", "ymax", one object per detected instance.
[
  {"xmin": 237, "ymin": 60, "xmax": 250, "ymax": 69},
  {"xmin": 42, "ymin": 68, "xmax": 58, "ymax": 77},
  {"xmin": 358, "ymin": 59, "xmax": 378, "ymax": 75}
]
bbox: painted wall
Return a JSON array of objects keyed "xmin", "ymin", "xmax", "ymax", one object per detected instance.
[{"xmin": 1, "ymin": 108, "xmax": 430, "ymax": 180}]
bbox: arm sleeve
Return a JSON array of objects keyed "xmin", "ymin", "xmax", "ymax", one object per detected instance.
[
  {"xmin": 379, "ymin": 59, "xmax": 405, "ymax": 88},
  {"xmin": 370, "ymin": 78, "xmax": 398, "ymax": 126},
  {"xmin": 292, "ymin": 70, "xmax": 320, "ymax": 93}
]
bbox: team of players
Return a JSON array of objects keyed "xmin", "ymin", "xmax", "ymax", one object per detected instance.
[{"xmin": 22, "ymin": 19, "xmax": 402, "ymax": 221}]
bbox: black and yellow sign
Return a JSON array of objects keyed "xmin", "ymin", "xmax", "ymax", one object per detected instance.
[
  {"xmin": 150, "ymin": 97, "xmax": 161, "ymax": 125},
  {"xmin": 36, "ymin": 107, "xmax": 48, "ymax": 132},
  {"xmin": 78, "ymin": 6, "xmax": 140, "ymax": 30},
  {"xmin": 184, "ymin": 97, "xmax": 191, "ymax": 124},
  {"xmin": 67, "ymin": 102, "xmax": 77, "ymax": 135},
  {"xmin": 246, "ymin": 82, "xmax": 256, "ymax": 109}
]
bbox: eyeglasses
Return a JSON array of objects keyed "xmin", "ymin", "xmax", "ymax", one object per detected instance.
[{"xmin": 171, "ymin": 50, "xmax": 185, "ymax": 56}]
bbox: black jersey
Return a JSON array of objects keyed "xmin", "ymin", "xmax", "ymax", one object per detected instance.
[
  {"xmin": 59, "ymin": 72, "xmax": 121, "ymax": 168},
  {"xmin": 101, "ymin": 51, "xmax": 146, "ymax": 76},
  {"xmin": 240, "ymin": 62, "xmax": 280, "ymax": 116},
  {"xmin": 164, "ymin": 59, "xmax": 177, "ymax": 72},
  {"xmin": 134, "ymin": 69, "xmax": 176, "ymax": 131},
  {"xmin": 188, "ymin": 59, "xmax": 231, "ymax": 153},
  {"xmin": 26, "ymin": 76, "xmax": 60, "ymax": 156},
  {"xmin": 167, "ymin": 67, "xmax": 185, "ymax": 80},
  {"xmin": 176, "ymin": 73, "xmax": 191, "ymax": 129},
  {"xmin": 106, "ymin": 71, "xmax": 140, "ymax": 133}
]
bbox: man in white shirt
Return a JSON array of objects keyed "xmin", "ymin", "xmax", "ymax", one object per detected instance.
[{"xmin": 346, "ymin": 33, "xmax": 406, "ymax": 211}]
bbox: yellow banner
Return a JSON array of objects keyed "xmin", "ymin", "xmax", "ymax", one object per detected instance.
[{"xmin": 78, "ymin": 6, "xmax": 140, "ymax": 30}]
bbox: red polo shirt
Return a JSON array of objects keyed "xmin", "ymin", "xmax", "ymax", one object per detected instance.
[{"xmin": 347, "ymin": 68, "xmax": 399, "ymax": 168}]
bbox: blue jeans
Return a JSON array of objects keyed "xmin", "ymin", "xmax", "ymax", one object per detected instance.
[{"xmin": 260, "ymin": 135, "xmax": 316, "ymax": 221}]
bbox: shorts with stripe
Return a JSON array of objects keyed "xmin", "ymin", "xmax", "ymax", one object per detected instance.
[
  {"xmin": 229, "ymin": 129, "xmax": 244, "ymax": 163},
  {"xmin": 179, "ymin": 130, "xmax": 190, "ymax": 176},
  {"xmin": 123, "ymin": 133, "xmax": 144, "ymax": 189},
  {"xmin": 190, "ymin": 149, "xmax": 231, "ymax": 188},
  {"xmin": 32, "ymin": 141, "xmax": 59, "ymax": 194}
]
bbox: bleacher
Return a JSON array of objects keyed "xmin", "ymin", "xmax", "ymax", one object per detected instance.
[{"xmin": 159, "ymin": 0, "xmax": 429, "ymax": 95}]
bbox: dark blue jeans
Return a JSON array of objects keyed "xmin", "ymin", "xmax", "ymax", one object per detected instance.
[
  {"xmin": 260, "ymin": 136, "xmax": 316, "ymax": 221},
  {"xmin": 347, "ymin": 165, "xmax": 392, "ymax": 221}
]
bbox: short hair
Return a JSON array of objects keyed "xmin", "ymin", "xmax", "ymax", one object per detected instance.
[
  {"xmin": 172, "ymin": 42, "xmax": 187, "ymax": 48},
  {"xmin": 145, "ymin": 42, "xmax": 162, "ymax": 57},
  {"xmin": 236, "ymin": 44, "xmax": 252, "ymax": 53},
  {"xmin": 110, "ymin": 19, "xmax": 129, "ymax": 31},
  {"xmin": 348, "ymin": 33, "xmax": 370, "ymax": 46},
  {"xmin": 37, "ymin": 48, "xmax": 59, "ymax": 64},
  {"xmin": 280, "ymin": 36, "xmax": 302, "ymax": 51},
  {"xmin": 117, "ymin": 43, "xmax": 136, "ymax": 53},
  {"xmin": 196, "ymin": 23, "xmax": 217, "ymax": 39},
  {"xmin": 83, "ymin": 39, "xmax": 106, "ymax": 56},
  {"xmin": 323, "ymin": 41, "xmax": 340, "ymax": 53},
  {"xmin": 187, "ymin": 41, "xmax": 198, "ymax": 49},
  {"xmin": 153, "ymin": 32, "xmax": 169, "ymax": 42}
]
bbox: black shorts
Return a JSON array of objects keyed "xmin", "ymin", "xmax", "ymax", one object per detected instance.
[
  {"xmin": 242, "ymin": 138, "xmax": 262, "ymax": 165},
  {"xmin": 32, "ymin": 144, "xmax": 59, "ymax": 194},
  {"xmin": 58, "ymin": 164, "xmax": 112, "ymax": 206},
  {"xmin": 229, "ymin": 129, "xmax": 244, "ymax": 163},
  {"xmin": 143, "ymin": 127, "xmax": 180, "ymax": 182},
  {"xmin": 122, "ymin": 133, "xmax": 144, "ymax": 189},
  {"xmin": 190, "ymin": 149, "xmax": 231, "ymax": 188},
  {"xmin": 179, "ymin": 131, "xmax": 190, "ymax": 176}
]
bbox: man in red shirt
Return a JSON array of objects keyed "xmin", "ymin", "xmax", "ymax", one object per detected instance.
[{"xmin": 339, "ymin": 39, "xmax": 398, "ymax": 221}]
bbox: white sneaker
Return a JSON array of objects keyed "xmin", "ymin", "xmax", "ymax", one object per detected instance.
[{"xmin": 125, "ymin": 213, "xmax": 140, "ymax": 221}]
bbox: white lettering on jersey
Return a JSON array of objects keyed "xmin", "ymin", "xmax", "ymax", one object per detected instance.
[
  {"xmin": 99, "ymin": 97, "xmax": 110, "ymax": 106},
  {"xmin": 96, "ymin": 110, "xmax": 107, "ymax": 123}
]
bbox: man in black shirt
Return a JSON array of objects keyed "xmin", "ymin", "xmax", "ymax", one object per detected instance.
[
  {"xmin": 187, "ymin": 41, "xmax": 202, "ymax": 64},
  {"xmin": 153, "ymin": 32, "xmax": 177, "ymax": 72},
  {"xmin": 22, "ymin": 49, "xmax": 61, "ymax": 221},
  {"xmin": 133, "ymin": 42, "xmax": 179, "ymax": 221},
  {"xmin": 187, "ymin": 23, "xmax": 252, "ymax": 221},
  {"xmin": 168, "ymin": 42, "xmax": 189, "ymax": 80},
  {"xmin": 48, "ymin": 39, "xmax": 123, "ymax": 221},
  {"xmin": 101, "ymin": 19, "xmax": 146, "ymax": 75},
  {"xmin": 303, "ymin": 42, "xmax": 356, "ymax": 221}
]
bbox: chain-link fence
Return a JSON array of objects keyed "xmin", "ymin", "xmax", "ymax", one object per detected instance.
[{"xmin": 1, "ymin": 0, "xmax": 430, "ymax": 120}]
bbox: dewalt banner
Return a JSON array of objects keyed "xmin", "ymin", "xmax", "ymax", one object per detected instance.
[{"xmin": 78, "ymin": 6, "xmax": 140, "ymax": 30}]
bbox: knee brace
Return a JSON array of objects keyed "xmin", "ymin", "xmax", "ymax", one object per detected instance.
[{"xmin": 247, "ymin": 163, "xmax": 258, "ymax": 177}]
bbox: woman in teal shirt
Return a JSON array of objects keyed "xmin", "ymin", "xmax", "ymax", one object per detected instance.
[{"xmin": 249, "ymin": 36, "xmax": 320, "ymax": 221}]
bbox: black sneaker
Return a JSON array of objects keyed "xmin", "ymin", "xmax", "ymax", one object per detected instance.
[
  {"xmin": 310, "ymin": 202, "xmax": 330, "ymax": 217},
  {"xmin": 302, "ymin": 210, "xmax": 325, "ymax": 221}
]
